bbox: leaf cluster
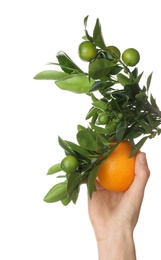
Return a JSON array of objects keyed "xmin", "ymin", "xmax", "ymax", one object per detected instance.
[{"xmin": 34, "ymin": 16, "xmax": 161, "ymax": 205}]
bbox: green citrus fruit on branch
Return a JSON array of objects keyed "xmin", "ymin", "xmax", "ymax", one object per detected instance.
[
  {"xmin": 106, "ymin": 45, "xmax": 121, "ymax": 62},
  {"xmin": 122, "ymin": 48, "xmax": 140, "ymax": 67},
  {"xmin": 98, "ymin": 113, "xmax": 109, "ymax": 125},
  {"xmin": 61, "ymin": 155, "xmax": 78, "ymax": 174},
  {"xmin": 33, "ymin": 15, "xmax": 161, "ymax": 206},
  {"xmin": 78, "ymin": 41, "xmax": 97, "ymax": 62}
]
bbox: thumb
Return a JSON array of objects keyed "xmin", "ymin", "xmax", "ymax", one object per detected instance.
[{"xmin": 128, "ymin": 152, "xmax": 150, "ymax": 202}]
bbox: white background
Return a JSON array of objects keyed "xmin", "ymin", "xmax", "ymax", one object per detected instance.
[{"xmin": 0, "ymin": 0, "xmax": 161, "ymax": 259}]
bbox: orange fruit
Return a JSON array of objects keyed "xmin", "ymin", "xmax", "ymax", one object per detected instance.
[{"xmin": 97, "ymin": 140, "xmax": 136, "ymax": 192}]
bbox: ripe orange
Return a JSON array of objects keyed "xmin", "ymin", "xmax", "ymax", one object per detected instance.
[{"xmin": 97, "ymin": 140, "xmax": 136, "ymax": 192}]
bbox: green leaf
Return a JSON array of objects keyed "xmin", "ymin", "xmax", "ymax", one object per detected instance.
[
  {"xmin": 56, "ymin": 51, "xmax": 83, "ymax": 74},
  {"xmin": 110, "ymin": 98, "xmax": 121, "ymax": 111},
  {"xmin": 139, "ymin": 120, "xmax": 152, "ymax": 133},
  {"xmin": 89, "ymin": 58, "xmax": 115, "ymax": 79},
  {"xmin": 92, "ymin": 100, "xmax": 108, "ymax": 111},
  {"xmin": 84, "ymin": 15, "xmax": 89, "ymax": 28},
  {"xmin": 127, "ymin": 126, "xmax": 144, "ymax": 140},
  {"xmin": 67, "ymin": 172, "xmax": 82, "ymax": 196},
  {"xmin": 77, "ymin": 124, "xmax": 86, "ymax": 131},
  {"xmin": 90, "ymin": 123, "xmax": 108, "ymax": 134},
  {"xmin": 84, "ymin": 15, "xmax": 93, "ymax": 42},
  {"xmin": 150, "ymin": 94, "xmax": 158, "ymax": 109},
  {"xmin": 116, "ymin": 118, "xmax": 127, "ymax": 142},
  {"xmin": 58, "ymin": 136, "xmax": 76, "ymax": 155},
  {"xmin": 43, "ymin": 181, "xmax": 67, "ymax": 203},
  {"xmin": 134, "ymin": 71, "xmax": 144, "ymax": 84},
  {"xmin": 58, "ymin": 136, "xmax": 90, "ymax": 159},
  {"xmin": 146, "ymin": 72, "xmax": 153, "ymax": 92},
  {"xmin": 110, "ymin": 66, "xmax": 123, "ymax": 75},
  {"xmin": 124, "ymin": 83, "xmax": 140, "ymax": 99},
  {"xmin": 86, "ymin": 107, "xmax": 98, "ymax": 120},
  {"xmin": 147, "ymin": 114, "xmax": 161, "ymax": 128},
  {"xmin": 90, "ymin": 81, "xmax": 113, "ymax": 92},
  {"xmin": 97, "ymin": 134, "xmax": 109, "ymax": 145},
  {"xmin": 132, "ymin": 67, "xmax": 138, "ymax": 79},
  {"xmin": 135, "ymin": 92, "xmax": 147, "ymax": 102},
  {"xmin": 84, "ymin": 15, "xmax": 88, "ymax": 28},
  {"xmin": 77, "ymin": 129, "xmax": 97, "ymax": 151},
  {"xmin": 70, "ymin": 187, "xmax": 80, "ymax": 204},
  {"xmin": 55, "ymin": 74, "xmax": 94, "ymax": 94},
  {"xmin": 81, "ymin": 159, "xmax": 97, "ymax": 173},
  {"xmin": 130, "ymin": 136, "xmax": 149, "ymax": 157},
  {"xmin": 91, "ymin": 112, "xmax": 99, "ymax": 124},
  {"xmin": 90, "ymin": 92, "xmax": 99, "ymax": 102},
  {"xmin": 117, "ymin": 73, "xmax": 131, "ymax": 86},
  {"xmin": 93, "ymin": 18, "xmax": 106, "ymax": 49},
  {"xmin": 87, "ymin": 164, "xmax": 100, "ymax": 198},
  {"xmin": 33, "ymin": 70, "xmax": 69, "ymax": 80},
  {"xmin": 65, "ymin": 140, "xmax": 91, "ymax": 159},
  {"xmin": 61, "ymin": 196, "xmax": 72, "ymax": 206},
  {"xmin": 47, "ymin": 163, "xmax": 62, "ymax": 175}
]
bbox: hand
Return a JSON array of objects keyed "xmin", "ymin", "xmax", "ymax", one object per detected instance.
[{"xmin": 88, "ymin": 152, "xmax": 150, "ymax": 260}]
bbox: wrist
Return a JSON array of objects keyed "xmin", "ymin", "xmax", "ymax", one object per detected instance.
[{"xmin": 96, "ymin": 227, "xmax": 136, "ymax": 260}]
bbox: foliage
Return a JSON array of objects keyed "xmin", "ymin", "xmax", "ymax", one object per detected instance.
[{"xmin": 34, "ymin": 15, "xmax": 161, "ymax": 205}]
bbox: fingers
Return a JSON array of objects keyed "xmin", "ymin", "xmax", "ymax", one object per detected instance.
[
  {"xmin": 134, "ymin": 152, "xmax": 150, "ymax": 190},
  {"xmin": 128, "ymin": 152, "xmax": 150, "ymax": 203},
  {"xmin": 95, "ymin": 180, "xmax": 106, "ymax": 191}
]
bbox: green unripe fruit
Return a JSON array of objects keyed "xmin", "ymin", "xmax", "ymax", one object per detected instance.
[
  {"xmin": 105, "ymin": 122, "xmax": 117, "ymax": 134},
  {"xmin": 98, "ymin": 113, "xmax": 109, "ymax": 125},
  {"xmin": 78, "ymin": 41, "xmax": 97, "ymax": 62},
  {"xmin": 106, "ymin": 45, "xmax": 121, "ymax": 62},
  {"xmin": 122, "ymin": 48, "xmax": 140, "ymax": 67},
  {"xmin": 61, "ymin": 155, "xmax": 78, "ymax": 174}
]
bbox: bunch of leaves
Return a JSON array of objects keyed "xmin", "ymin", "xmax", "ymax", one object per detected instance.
[{"xmin": 34, "ymin": 15, "xmax": 161, "ymax": 205}]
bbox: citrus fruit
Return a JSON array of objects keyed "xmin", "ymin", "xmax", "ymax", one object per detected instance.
[
  {"xmin": 61, "ymin": 155, "xmax": 78, "ymax": 174},
  {"xmin": 98, "ymin": 113, "xmax": 109, "ymax": 125},
  {"xmin": 122, "ymin": 48, "xmax": 140, "ymax": 67},
  {"xmin": 97, "ymin": 140, "xmax": 136, "ymax": 192},
  {"xmin": 106, "ymin": 45, "xmax": 121, "ymax": 62},
  {"xmin": 105, "ymin": 122, "xmax": 117, "ymax": 134},
  {"xmin": 78, "ymin": 41, "xmax": 97, "ymax": 62},
  {"xmin": 112, "ymin": 111, "xmax": 123, "ymax": 123}
]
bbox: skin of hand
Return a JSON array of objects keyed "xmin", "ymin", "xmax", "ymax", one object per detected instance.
[{"xmin": 88, "ymin": 152, "xmax": 150, "ymax": 260}]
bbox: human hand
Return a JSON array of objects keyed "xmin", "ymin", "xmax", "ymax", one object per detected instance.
[{"xmin": 88, "ymin": 152, "xmax": 150, "ymax": 259}]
